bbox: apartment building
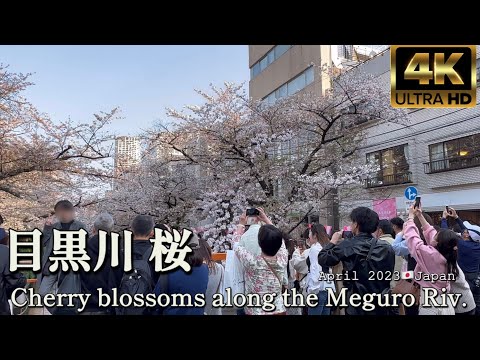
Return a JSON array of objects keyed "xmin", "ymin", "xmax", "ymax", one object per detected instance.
[
  {"xmin": 249, "ymin": 45, "xmax": 388, "ymax": 101},
  {"xmin": 114, "ymin": 136, "xmax": 141, "ymax": 175},
  {"xmin": 348, "ymin": 48, "xmax": 480, "ymax": 225},
  {"xmin": 248, "ymin": 45, "xmax": 389, "ymax": 225}
]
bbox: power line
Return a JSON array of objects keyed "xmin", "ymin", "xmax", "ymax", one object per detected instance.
[{"xmin": 360, "ymin": 104, "xmax": 480, "ymax": 145}]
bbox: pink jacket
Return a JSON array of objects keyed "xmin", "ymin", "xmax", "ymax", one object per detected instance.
[{"xmin": 403, "ymin": 219, "xmax": 450, "ymax": 292}]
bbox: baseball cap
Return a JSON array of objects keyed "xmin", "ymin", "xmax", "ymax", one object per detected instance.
[{"xmin": 463, "ymin": 221, "xmax": 480, "ymax": 242}]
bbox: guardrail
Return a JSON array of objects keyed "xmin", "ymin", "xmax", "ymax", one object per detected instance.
[
  {"xmin": 212, "ymin": 252, "xmax": 227, "ymax": 261},
  {"xmin": 424, "ymin": 155, "xmax": 480, "ymax": 174},
  {"xmin": 365, "ymin": 171, "xmax": 412, "ymax": 188}
]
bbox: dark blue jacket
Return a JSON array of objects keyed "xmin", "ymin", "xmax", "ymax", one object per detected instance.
[
  {"xmin": 441, "ymin": 217, "xmax": 480, "ymax": 274},
  {"xmin": 154, "ymin": 264, "xmax": 208, "ymax": 315}
]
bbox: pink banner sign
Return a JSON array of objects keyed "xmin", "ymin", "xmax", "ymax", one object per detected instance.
[
  {"xmin": 343, "ymin": 225, "xmax": 351, "ymax": 231},
  {"xmin": 373, "ymin": 198, "xmax": 397, "ymax": 220},
  {"xmin": 325, "ymin": 225, "xmax": 332, "ymax": 235}
]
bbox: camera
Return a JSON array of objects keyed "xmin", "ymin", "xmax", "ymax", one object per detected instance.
[
  {"xmin": 342, "ymin": 231, "xmax": 353, "ymax": 239},
  {"xmin": 246, "ymin": 208, "xmax": 260, "ymax": 216}
]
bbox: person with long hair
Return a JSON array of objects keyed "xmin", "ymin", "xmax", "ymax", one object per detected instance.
[
  {"xmin": 404, "ymin": 205, "xmax": 467, "ymax": 315},
  {"xmin": 306, "ymin": 223, "xmax": 335, "ymax": 315},
  {"xmin": 282, "ymin": 233, "xmax": 302, "ymax": 315},
  {"xmin": 199, "ymin": 237, "xmax": 224, "ymax": 315},
  {"xmin": 441, "ymin": 207, "xmax": 479, "ymax": 315},
  {"xmin": 291, "ymin": 229, "xmax": 310, "ymax": 315},
  {"xmin": 154, "ymin": 233, "xmax": 208, "ymax": 315}
]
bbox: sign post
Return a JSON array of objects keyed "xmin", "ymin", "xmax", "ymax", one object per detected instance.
[{"xmin": 404, "ymin": 186, "xmax": 418, "ymax": 213}]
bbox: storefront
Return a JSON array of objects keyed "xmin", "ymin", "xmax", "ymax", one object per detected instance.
[
  {"xmin": 427, "ymin": 210, "xmax": 480, "ymax": 226},
  {"xmin": 394, "ymin": 188, "xmax": 480, "ymax": 225}
]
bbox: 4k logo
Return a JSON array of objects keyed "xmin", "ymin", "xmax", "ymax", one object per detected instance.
[{"xmin": 391, "ymin": 45, "xmax": 476, "ymax": 108}]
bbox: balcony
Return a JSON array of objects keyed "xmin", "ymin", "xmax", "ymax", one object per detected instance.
[
  {"xmin": 365, "ymin": 171, "xmax": 413, "ymax": 188},
  {"xmin": 424, "ymin": 154, "xmax": 480, "ymax": 174}
]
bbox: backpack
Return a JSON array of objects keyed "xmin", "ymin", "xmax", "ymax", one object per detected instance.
[
  {"xmin": 49, "ymin": 271, "xmax": 82, "ymax": 315},
  {"xmin": 116, "ymin": 247, "xmax": 154, "ymax": 315}
]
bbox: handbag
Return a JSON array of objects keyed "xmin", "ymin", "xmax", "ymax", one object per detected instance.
[
  {"xmin": 262, "ymin": 256, "xmax": 287, "ymax": 293},
  {"xmin": 392, "ymin": 279, "xmax": 420, "ymax": 305},
  {"xmin": 293, "ymin": 274, "xmax": 307, "ymax": 292},
  {"xmin": 49, "ymin": 271, "xmax": 82, "ymax": 315}
]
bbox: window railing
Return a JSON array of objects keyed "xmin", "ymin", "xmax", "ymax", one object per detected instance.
[
  {"xmin": 424, "ymin": 154, "xmax": 480, "ymax": 174},
  {"xmin": 365, "ymin": 171, "xmax": 412, "ymax": 188}
]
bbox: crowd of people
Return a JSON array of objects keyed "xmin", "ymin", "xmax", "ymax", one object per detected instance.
[{"xmin": 0, "ymin": 199, "xmax": 479, "ymax": 315}]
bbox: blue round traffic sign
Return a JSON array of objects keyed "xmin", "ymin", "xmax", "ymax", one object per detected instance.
[{"xmin": 404, "ymin": 186, "xmax": 418, "ymax": 200}]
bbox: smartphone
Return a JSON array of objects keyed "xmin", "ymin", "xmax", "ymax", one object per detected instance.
[
  {"xmin": 246, "ymin": 208, "xmax": 260, "ymax": 216},
  {"xmin": 342, "ymin": 231, "xmax": 353, "ymax": 239},
  {"xmin": 445, "ymin": 205, "xmax": 450, "ymax": 213},
  {"xmin": 414, "ymin": 196, "xmax": 421, "ymax": 209}
]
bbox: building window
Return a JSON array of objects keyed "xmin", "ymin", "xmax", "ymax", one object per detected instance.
[
  {"xmin": 477, "ymin": 58, "xmax": 480, "ymax": 84},
  {"xmin": 250, "ymin": 45, "xmax": 292, "ymax": 80},
  {"xmin": 262, "ymin": 66, "xmax": 315, "ymax": 104},
  {"xmin": 424, "ymin": 133, "xmax": 480, "ymax": 174},
  {"xmin": 365, "ymin": 144, "xmax": 411, "ymax": 188},
  {"xmin": 338, "ymin": 45, "xmax": 354, "ymax": 60}
]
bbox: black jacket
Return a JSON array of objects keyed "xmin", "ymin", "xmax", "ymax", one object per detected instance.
[
  {"xmin": 40, "ymin": 220, "xmax": 87, "ymax": 281},
  {"xmin": 318, "ymin": 233, "xmax": 395, "ymax": 315},
  {"xmin": 0, "ymin": 244, "xmax": 27, "ymax": 315},
  {"xmin": 79, "ymin": 234, "xmax": 123, "ymax": 313}
]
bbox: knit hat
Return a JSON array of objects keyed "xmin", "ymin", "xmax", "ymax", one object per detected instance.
[{"xmin": 463, "ymin": 221, "xmax": 480, "ymax": 242}]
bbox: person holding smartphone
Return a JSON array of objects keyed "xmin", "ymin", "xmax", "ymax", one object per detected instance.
[
  {"xmin": 236, "ymin": 207, "xmax": 273, "ymax": 255},
  {"xmin": 291, "ymin": 232, "xmax": 310, "ymax": 313},
  {"xmin": 231, "ymin": 207, "xmax": 277, "ymax": 315},
  {"xmin": 318, "ymin": 207, "xmax": 395, "ymax": 315},
  {"xmin": 441, "ymin": 207, "xmax": 480, "ymax": 315},
  {"xmin": 403, "ymin": 204, "xmax": 465, "ymax": 315},
  {"xmin": 305, "ymin": 224, "xmax": 335, "ymax": 315}
]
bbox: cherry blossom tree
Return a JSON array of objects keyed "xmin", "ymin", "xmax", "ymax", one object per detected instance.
[
  {"xmin": 102, "ymin": 155, "xmax": 199, "ymax": 230},
  {"xmin": 149, "ymin": 67, "xmax": 408, "ymax": 251},
  {"xmin": 0, "ymin": 64, "xmax": 119, "ymax": 228}
]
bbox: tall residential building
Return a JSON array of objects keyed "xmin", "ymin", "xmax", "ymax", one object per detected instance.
[
  {"xmin": 114, "ymin": 136, "xmax": 141, "ymax": 175},
  {"xmin": 249, "ymin": 45, "xmax": 388, "ymax": 102}
]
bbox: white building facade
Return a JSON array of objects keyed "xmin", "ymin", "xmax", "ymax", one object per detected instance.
[{"xmin": 345, "ymin": 47, "xmax": 480, "ymax": 225}]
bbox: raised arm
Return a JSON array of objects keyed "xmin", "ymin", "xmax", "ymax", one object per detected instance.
[
  {"xmin": 234, "ymin": 243, "xmax": 255, "ymax": 268},
  {"xmin": 448, "ymin": 208, "xmax": 468, "ymax": 232},
  {"xmin": 404, "ymin": 206, "xmax": 444, "ymax": 274},
  {"xmin": 317, "ymin": 231, "xmax": 348, "ymax": 267},
  {"xmin": 415, "ymin": 207, "xmax": 437, "ymax": 245},
  {"xmin": 440, "ymin": 209, "xmax": 449, "ymax": 229},
  {"xmin": 232, "ymin": 212, "xmax": 247, "ymax": 243},
  {"xmin": 392, "ymin": 232, "xmax": 410, "ymax": 257}
]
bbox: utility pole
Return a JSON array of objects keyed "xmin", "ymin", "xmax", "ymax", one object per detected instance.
[{"xmin": 328, "ymin": 164, "xmax": 340, "ymax": 231}]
